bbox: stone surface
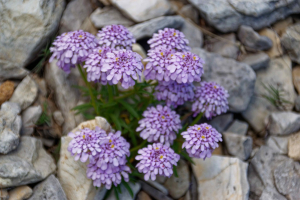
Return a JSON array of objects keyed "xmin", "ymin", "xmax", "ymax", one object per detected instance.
[
  {"xmin": 80, "ymin": 17, "xmax": 98, "ymax": 36},
  {"xmin": 133, "ymin": 44, "xmax": 147, "ymax": 61},
  {"xmin": 259, "ymin": 28, "xmax": 283, "ymax": 58},
  {"xmin": 208, "ymin": 113, "xmax": 233, "ymax": 133},
  {"xmin": 106, "ymin": 182, "xmax": 141, "ymax": 200},
  {"xmin": 0, "ymin": 0, "xmax": 65, "ymax": 70},
  {"xmin": 57, "ymin": 117, "xmax": 111, "ymax": 200},
  {"xmin": 0, "ymin": 102, "xmax": 21, "ymax": 154},
  {"xmin": 53, "ymin": 110, "xmax": 64, "ymax": 126},
  {"xmin": 139, "ymin": 181, "xmax": 173, "ymax": 200},
  {"xmin": 238, "ymin": 25, "xmax": 273, "ymax": 51},
  {"xmin": 28, "ymin": 175, "xmax": 67, "ymax": 200},
  {"xmin": 295, "ymin": 95, "xmax": 300, "ymax": 111},
  {"xmin": 9, "ymin": 76, "xmax": 38, "ymax": 111},
  {"xmin": 281, "ymin": 23, "xmax": 300, "ymax": 64},
  {"xmin": 242, "ymin": 56, "xmax": 295, "ymax": 133},
  {"xmin": 146, "ymin": 180, "xmax": 168, "ymax": 195},
  {"xmin": 0, "ymin": 136, "xmax": 56, "ymax": 188},
  {"xmin": 192, "ymin": 156, "xmax": 249, "ymax": 200},
  {"xmin": 0, "ymin": 189, "xmax": 9, "ymax": 200},
  {"xmin": 188, "ymin": 0, "xmax": 300, "ymax": 33},
  {"xmin": 266, "ymin": 136, "xmax": 288, "ymax": 154},
  {"xmin": 288, "ymin": 132, "xmax": 300, "ymax": 160},
  {"xmin": 226, "ymin": 119, "xmax": 249, "ymax": 135},
  {"xmin": 293, "ymin": 66, "xmax": 300, "ymax": 94},
  {"xmin": 137, "ymin": 191, "xmax": 151, "ymax": 200},
  {"xmin": 8, "ymin": 186, "xmax": 33, "ymax": 200},
  {"xmin": 110, "ymin": 0, "xmax": 171, "ymax": 23},
  {"xmin": 0, "ymin": 81, "xmax": 14, "ymax": 106},
  {"xmin": 241, "ymin": 52, "xmax": 270, "ymax": 71},
  {"xmin": 192, "ymin": 48, "xmax": 256, "ymax": 112},
  {"xmin": 59, "ymin": 0, "xmax": 93, "ymax": 34},
  {"xmin": 90, "ymin": 7, "xmax": 134, "ymax": 29},
  {"xmin": 21, "ymin": 105, "xmax": 42, "ymax": 136},
  {"xmin": 164, "ymin": 160, "xmax": 190, "ymax": 199},
  {"xmin": 273, "ymin": 17, "xmax": 293, "ymax": 37},
  {"xmin": 268, "ymin": 112, "xmax": 300, "ymax": 136},
  {"xmin": 224, "ymin": 132, "xmax": 253, "ymax": 160},
  {"xmin": 179, "ymin": 4, "xmax": 199, "ymax": 24},
  {"xmin": 181, "ymin": 19, "xmax": 203, "ymax": 48},
  {"xmin": 128, "ymin": 15, "xmax": 185, "ymax": 40},
  {"xmin": 0, "ymin": 66, "xmax": 29, "ymax": 82}
]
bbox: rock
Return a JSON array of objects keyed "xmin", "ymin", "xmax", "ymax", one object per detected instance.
[
  {"xmin": 0, "ymin": 189, "xmax": 9, "ymax": 200},
  {"xmin": 181, "ymin": 19, "xmax": 203, "ymax": 48},
  {"xmin": 57, "ymin": 117, "xmax": 111, "ymax": 200},
  {"xmin": 295, "ymin": 95, "xmax": 300, "ymax": 111},
  {"xmin": 281, "ymin": 23, "xmax": 300, "ymax": 64},
  {"xmin": 226, "ymin": 119, "xmax": 249, "ymax": 135},
  {"xmin": 240, "ymin": 52, "xmax": 270, "ymax": 71},
  {"xmin": 132, "ymin": 44, "xmax": 147, "ymax": 62},
  {"xmin": 192, "ymin": 48, "xmax": 256, "ymax": 112},
  {"xmin": 0, "ymin": 0, "xmax": 65, "ymax": 70},
  {"xmin": 110, "ymin": 0, "xmax": 171, "ymax": 23},
  {"xmin": 188, "ymin": 0, "xmax": 300, "ymax": 33},
  {"xmin": 208, "ymin": 113, "xmax": 233, "ymax": 133},
  {"xmin": 258, "ymin": 186, "xmax": 286, "ymax": 200},
  {"xmin": 266, "ymin": 136, "xmax": 288, "ymax": 154},
  {"xmin": 80, "ymin": 17, "xmax": 98, "ymax": 36},
  {"xmin": 8, "ymin": 186, "xmax": 33, "ymax": 200},
  {"xmin": 288, "ymin": 132, "xmax": 300, "ymax": 160},
  {"xmin": 156, "ymin": 176, "xmax": 167, "ymax": 184},
  {"xmin": 0, "ymin": 81, "xmax": 14, "ymax": 106},
  {"xmin": 147, "ymin": 180, "xmax": 168, "ymax": 195},
  {"xmin": 242, "ymin": 56, "xmax": 295, "ymax": 133},
  {"xmin": 139, "ymin": 181, "xmax": 173, "ymax": 200},
  {"xmin": 106, "ymin": 182, "xmax": 141, "ymax": 200},
  {"xmin": 259, "ymin": 28, "xmax": 283, "ymax": 58},
  {"xmin": 28, "ymin": 175, "xmax": 67, "ymax": 200},
  {"xmin": 192, "ymin": 156, "xmax": 249, "ymax": 200},
  {"xmin": 128, "ymin": 15, "xmax": 185, "ymax": 40},
  {"xmin": 273, "ymin": 17, "xmax": 293, "ymax": 37},
  {"xmin": 53, "ymin": 110, "xmax": 64, "ymax": 126},
  {"xmin": 0, "ymin": 136, "xmax": 56, "ymax": 188},
  {"xmin": 99, "ymin": 0, "xmax": 111, "ymax": 6},
  {"xmin": 164, "ymin": 160, "xmax": 190, "ymax": 199},
  {"xmin": 137, "ymin": 191, "xmax": 151, "ymax": 200},
  {"xmin": 224, "ymin": 132, "xmax": 252, "ymax": 160},
  {"xmin": 179, "ymin": 4, "xmax": 199, "ymax": 24},
  {"xmin": 293, "ymin": 66, "xmax": 300, "ymax": 94},
  {"xmin": 0, "ymin": 102, "xmax": 21, "ymax": 154},
  {"xmin": 59, "ymin": 0, "xmax": 93, "ymax": 34},
  {"xmin": 21, "ymin": 105, "xmax": 42, "ymax": 136},
  {"xmin": 9, "ymin": 76, "xmax": 38, "ymax": 111},
  {"xmin": 90, "ymin": 7, "xmax": 134, "ymax": 29},
  {"xmin": 30, "ymin": 75, "xmax": 48, "ymax": 97},
  {"xmin": 268, "ymin": 112, "xmax": 300, "ymax": 135},
  {"xmin": 238, "ymin": 25, "xmax": 273, "ymax": 51}
]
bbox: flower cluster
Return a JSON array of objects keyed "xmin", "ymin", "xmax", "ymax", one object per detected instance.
[
  {"xmin": 136, "ymin": 105, "xmax": 182, "ymax": 146},
  {"xmin": 192, "ymin": 82, "xmax": 229, "ymax": 119},
  {"xmin": 181, "ymin": 124, "xmax": 222, "ymax": 159},
  {"xmin": 136, "ymin": 143, "xmax": 180, "ymax": 181}
]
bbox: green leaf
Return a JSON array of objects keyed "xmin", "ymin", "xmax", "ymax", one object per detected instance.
[
  {"xmin": 181, "ymin": 151, "xmax": 195, "ymax": 165},
  {"xmin": 103, "ymin": 189, "xmax": 111, "ymax": 200},
  {"xmin": 117, "ymin": 100, "xmax": 140, "ymax": 120},
  {"xmin": 114, "ymin": 187, "xmax": 120, "ymax": 200},
  {"xmin": 110, "ymin": 114, "xmax": 122, "ymax": 131},
  {"xmin": 72, "ymin": 103, "xmax": 93, "ymax": 111},
  {"xmin": 120, "ymin": 121, "xmax": 137, "ymax": 146},
  {"xmin": 173, "ymin": 165, "xmax": 178, "ymax": 177},
  {"xmin": 123, "ymin": 182, "xmax": 134, "ymax": 198},
  {"xmin": 116, "ymin": 185, "xmax": 122, "ymax": 194}
]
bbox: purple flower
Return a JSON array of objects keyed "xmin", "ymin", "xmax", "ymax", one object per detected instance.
[
  {"xmin": 136, "ymin": 105, "xmax": 182, "ymax": 145},
  {"xmin": 192, "ymin": 82, "xmax": 229, "ymax": 119},
  {"xmin": 67, "ymin": 127, "xmax": 107, "ymax": 162},
  {"xmin": 136, "ymin": 143, "xmax": 180, "ymax": 181},
  {"xmin": 97, "ymin": 25, "xmax": 135, "ymax": 50},
  {"xmin": 101, "ymin": 49, "xmax": 143, "ymax": 89},
  {"xmin": 50, "ymin": 30, "xmax": 98, "ymax": 73},
  {"xmin": 181, "ymin": 123, "xmax": 222, "ymax": 160},
  {"xmin": 154, "ymin": 81, "xmax": 195, "ymax": 108},
  {"xmin": 167, "ymin": 52, "xmax": 204, "ymax": 84},
  {"xmin": 148, "ymin": 28, "xmax": 190, "ymax": 52}
]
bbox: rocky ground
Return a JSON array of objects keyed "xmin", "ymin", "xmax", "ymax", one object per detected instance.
[{"xmin": 1, "ymin": 0, "xmax": 300, "ymax": 199}]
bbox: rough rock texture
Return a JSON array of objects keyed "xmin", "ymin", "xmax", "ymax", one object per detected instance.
[
  {"xmin": 137, "ymin": 191, "xmax": 151, "ymax": 200},
  {"xmin": 139, "ymin": 181, "xmax": 173, "ymax": 200},
  {"xmin": 293, "ymin": 66, "xmax": 300, "ymax": 94},
  {"xmin": 273, "ymin": 17, "xmax": 293, "ymax": 36},
  {"xmin": 80, "ymin": 17, "xmax": 98, "ymax": 36},
  {"xmin": 53, "ymin": 110, "xmax": 64, "ymax": 126},
  {"xmin": 192, "ymin": 48, "xmax": 256, "ymax": 112},
  {"xmin": 110, "ymin": 0, "xmax": 171, "ymax": 23},
  {"xmin": 208, "ymin": 113, "xmax": 233, "ymax": 133},
  {"xmin": 0, "ymin": 81, "xmax": 14, "ymax": 106},
  {"xmin": 242, "ymin": 56, "xmax": 295, "ymax": 133},
  {"xmin": 241, "ymin": 52, "xmax": 270, "ymax": 71},
  {"xmin": 259, "ymin": 28, "xmax": 283, "ymax": 58},
  {"xmin": 224, "ymin": 132, "xmax": 252, "ymax": 160},
  {"xmin": 0, "ymin": 0, "xmax": 65, "ymax": 71},
  {"xmin": 188, "ymin": 0, "xmax": 300, "ymax": 33},
  {"xmin": 179, "ymin": 4, "xmax": 199, "ymax": 24},
  {"xmin": 266, "ymin": 136, "xmax": 289, "ymax": 154},
  {"xmin": 281, "ymin": 23, "xmax": 300, "ymax": 64},
  {"xmin": 181, "ymin": 19, "xmax": 203, "ymax": 48},
  {"xmin": 238, "ymin": 25, "xmax": 272, "ymax": 51},
  {"xmin": 106, "ymin": 182, "xmax": 141, "ymax": 200},
  {"xmin": 192, "ymin": 156, "xmax": 249, "ymax": 200},
  {"xmin": 8, "ymin": 186, "xmax": 33, "ymax": 200},
  {"xmin": 10, "ymin": 76, "xmax": 38, "ymax": 111},
  {"xmin": 0, "ymin": 136, "xmax": 56, "ymax": 188},
  {"xmin": 288, "ymin": 132, "xmax": 300, "ymax": 160},
  {"xmin": 146, "ymin": 180, "xmax": 168, "ymax": 195},
  {"xmin": 0, "ymin": 66, "xmax": 29, "ymax": 82},
  {"xmin": 295, "ymin": 95, "xmax": 300, "ymax": 111},
  {"xmin": 226, "ymin": 119, "xmax": 249, "ymax": 135},
  {"xmin": 267, "ymin": 112, "xmax": 300, "ymax": 136},
  {"xmin": 57, "ymin": 117, "xmax": 111, "ymax": 200},
  {"xmin": 90, "ymin": 7, "xmax": 134, "ymax": 29},
  {"xmin": 0, "ymin": 189, "xmax": 9, "ymax": 200},
  {"xmin": 21, "ymin": 105, "xmax": 42, "ymax": 136},
  {"xmin": 0, "ymin": 102, "xmax": 21, "ymax": 154}
]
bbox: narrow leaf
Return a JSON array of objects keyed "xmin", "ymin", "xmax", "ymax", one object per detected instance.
[
  {"xmin": 173, "ymin": 165, "xmax": 178, "ymax": 177},
  {"xmin": 123, "ymin": 182, "xmax": 134, "ymax": 198},
  {"xmin": 110, "ymin": 114, "xmax": 122, "ymax": 131},
  {"xmin": 117, "ymin": 100, "xmax": 140, "ymax": 120}
]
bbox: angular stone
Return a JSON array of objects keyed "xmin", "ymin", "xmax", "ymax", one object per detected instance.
[
  {"xmin": 80, "ymin": 17, "xmax": 98, "ymax": 36},
  {"xmin": 226, "ymin": 119, "xmax": 249, "ymax": 135},
  {"xmin": 137, "ymin": 191, "xmax": 151, "ymax": 200},
  {"xmin": 258, "ymin": 186, "xmax": 286, "ymax": 200},
  {"xmin": 0, "ymin": 65, "xmax": 29, "ymax": 82},
  {"xmin": 192, "ymin": 156, "xmax": 249, "ymax": 200},
  {"xmin": 53, "ymin": 110, "xmax": 64, "ymax": 126},
  {"xmin": 192, "ymin": 48, "xmax": 256, "ymax": 112},
  {"xmin": 21, "ymin": 105, "xmax": 42, "ymax": 136},
  {"xmin": 288, "ymin": 132, "xmax": 300, "ymax": 160},
  {"xmin": 0, "ymin": 136, "xmax": 56, "ymax": 188},
  {"xmin": 110, "ymin": 0, "xmax": 171, "ymax": 23},
  {"xmin": 266, "ymin": 136, "xmax": 288, "ymax": 154},
  {"xmin": 90, "ymin": 7, "xmax": 134, "ymax": 29},
  {"xmin": 240, "ymin": 52, "xmax": 270, "ymax": 71},
  {"xmin": 146, "ymin": 180, "xmax": 168, "ymax": 195},
  {"xmin": 268, "ymin": 112, "xmax": 300, "ymax": 135},
  {"xmin": 139, "ymin": 181, "xmax": 173, "ymax": 200},
  {"xmin": 106, "ymin": 182, "xmax": 141, "ymax": 200},
  {"xmin": 281, "ymin": 23, "xmax": 300, "ymax": 64},
  {"xmin": 0, "ymin": 81, "xmax": 14, "ymax": 106},
  {"xmin": 179, "ymin": 4, "xmax": 199, "ymax": 24},
  {"xmin": 28, "ymin": 175, "xmax": 67, "ymax": 200},
  {"xmin": 295, "ymin": 95, "xmax": 300, "ymax": 111},
  {"xmin": 208, "ymin": 113, "xmax": 233, "ymax": 133},
  {"xmin": 224, "ymin": 132, "xmax": 252, "ymax": 160},
  {"xmin": 273, "ymin": 17, "xmax": 293, "ymax": 37},
  {"xmin": 259, "ymin": 28, "xmax": 283, "ymax": 58},
  {"xmin": 181, "ymin": 19, "xmax": 203, "ymax": 48},
  {"xmin": 0, "ymin": 189, "xmax": 9, "ymax": 200},
  {"xmin": 8, "ymin": 186, "xmax": 33, "ymax": 200},
  {"xmin": 293, "ymin": 66, "xmax": 300, "ymax": 94}
]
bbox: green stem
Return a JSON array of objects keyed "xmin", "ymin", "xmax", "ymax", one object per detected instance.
[
  {"xmin": 130, "ymin": 140, "xmax": 147, "ymax": 153},
  {"xmin": 190, "ymin": 112, "xmax": 203, "ymax": 126},
  {"xmin": 107, "ymin": 85, "xmax": 114, "ymax": 103},
  {"xmin": 114, "ymin": 91, "xmax": 136, "ymax": 101},
  {"xmin": 77, "ymin": 65, "xmax": 100, "ymax": 116}
]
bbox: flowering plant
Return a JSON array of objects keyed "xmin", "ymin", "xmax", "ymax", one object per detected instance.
[{"xmin": 50, "ymin": 25, "xmax": 229, "ymax": 197}]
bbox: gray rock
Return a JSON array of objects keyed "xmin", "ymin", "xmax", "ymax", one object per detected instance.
[
  {"xmin": 241, "ymin": 52, "xmax": 270, "ymax": 71},
  {"xmin": 10, "ymin": 76, "xmax": 38, "ymax": 111},
  {"xmin": 90, "ymin": 7, "xmax": 134, "ymax": 29},
  {"xmin": 192, "ymin": 48, "xmax": 256, "ymax": 112},
  {"xmin": 181, "ymin": 19, "xmax": 203, "ymax": 48},
  {"xmin": 146, "ymin": 180, "xmax": 168, "ymax": 195},
  {"xmin": 106, "ymin": 182, "xmax": 141, "ymax": 200},
  {"xmin": 21, "ymin": 105, "xmax": 42, "ymax": 136},
  {"xmin": 28, "ymin": 175, "xmax": 67, "ymax": 200},
  {"xmin": 179, "ymin": 4, "xmax": 199, "ymax": 24},
  {"xmin": 224, "ymin": 132, "xmax": 253, "ymax": 160},
  {"xmin": 129, "ymin": 15, "xmax": 185, "ymax": 40},
  {"xmin": 267, "ymin": 112, "xmax": 300, "ymax": 135},
  {"xmin": 0, "ymin": 102, "xmax": 21, "ymax": 154},
  {"xmin": 281, "ymin": 23, "xmax": 300, "ymax": 64},
  {"xmin": 0, "ymin": 189, "xmax": 9, "ymax": 200},
  {"xmin": 0, "ymin": 65, "xmax": 29, "ymax": 82},
  {"xmin": 266, "ymin": 136, "xmax": 288, "ymax": 154},
  {"xmin": 208, "ymin": 113, "xmax": 233, "ymax": 133},
  {"xmin": 258, "ymin": 186, "xmax": 286, "ymax": 200},
  {"xmin": 188, "ymin": 0, "xmax": 300, "ymax": 33},
  {"xmin": 226, "ymin": 119, "xmax": 249, "ymax": 135},
  {"xmin": 139, "ymin": 181, "xmax": 173, "ymax": 200},
  {"xmin": 110, "ymin": 0, "xmax": 171, "ymax": 23},
  {"xmin": 242, "ymin": 56, "xmax": 295, "ymax": 133},
  {"xmin": 53, "ymin": 110, "xmax": 64, "ymax": 126},
  {"xmin": 238, "ymin": 25, "xmax": 272, "ymax": 51},
  {"xmin": 0, "ymin": 136, "xmax": 56, "ymax": 188},
  {"xmin": 0, "ymin": 0, "xmax": 65, "ymax": 70},
  {"xmin": 8, "ymin": 185, "xmax": 33, "ymax": 200},
  {"xmin": 288, "ymin": 131, "xmax": 300, "ymax": 161}
]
